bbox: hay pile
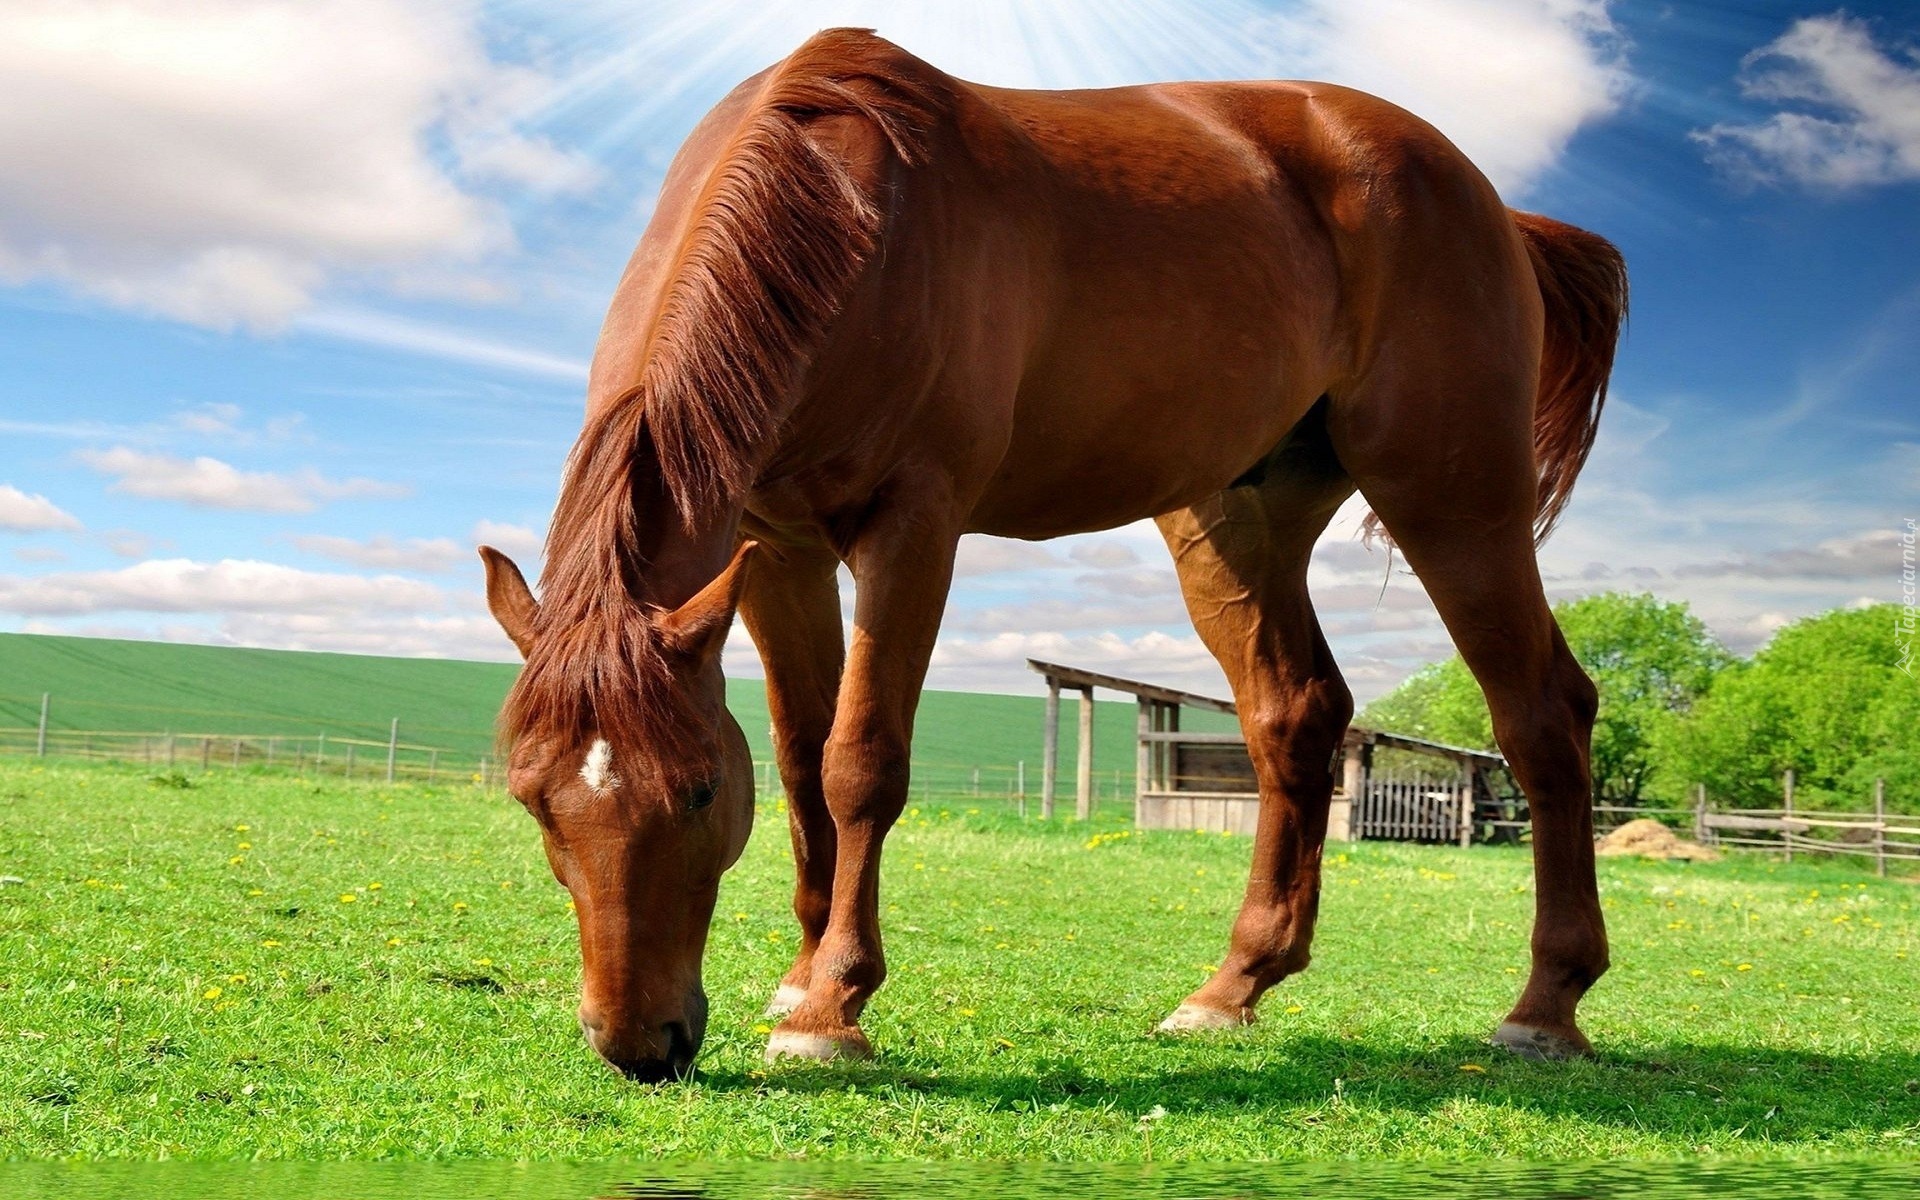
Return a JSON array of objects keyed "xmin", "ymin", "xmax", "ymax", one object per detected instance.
[{"xmin": 1595, "ymin": 817, "xmax": 1720, "ymax": 862}]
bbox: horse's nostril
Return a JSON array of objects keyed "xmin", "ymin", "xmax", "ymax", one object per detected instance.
[{"xmin": 663, "ymin": 1020, "xmax": 695, "ymax": 1066}]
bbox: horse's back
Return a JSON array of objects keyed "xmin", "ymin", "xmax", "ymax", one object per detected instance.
[{"xmin": 939, "ymin": 73, "xmax": 1515, "ymax": 535}]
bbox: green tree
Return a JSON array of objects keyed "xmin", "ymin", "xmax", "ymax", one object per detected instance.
[
  {"xmin": 1360, "ymin": 592, "xmax": 1730, "ymax": 805},
  {"xmin": 1656, "ymin": 604, "xmax": 1920, "ymax": 812}
]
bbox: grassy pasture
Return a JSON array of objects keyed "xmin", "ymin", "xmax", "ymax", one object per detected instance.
[{"xmin": 1, "ymin": 758, "xmax": 1916, "ymax": 1160}]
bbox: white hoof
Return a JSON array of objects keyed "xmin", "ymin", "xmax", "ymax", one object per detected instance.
[
  {"xmin": 1156, "ymin": 1003, "xmax": 1252, "ymax": 1033},
  {"xmin": 763, "ymin": 983, "xmax": 808, "ymax": 1018},
  {"xmin": 1491, "ymin": 1021, "xmax": 1592, "ymax": 1061},
  {"xmin": 764, "ymin": 1029, "xmax": 869, "ymax": 1063}
]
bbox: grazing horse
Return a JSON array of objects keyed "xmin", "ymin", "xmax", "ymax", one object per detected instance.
[{"xmin": 480, "ymin": 28, "xmax": 1626, "ymax": 1080}]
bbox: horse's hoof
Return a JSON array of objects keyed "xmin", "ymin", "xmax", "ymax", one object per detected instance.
[
  {"xmin": 762, "ymin": 983, "xmax": 808, "ymax": 1018},
  {"xmin": 1492, "ymin": 1021, "xmax": 1593, "ymax": 1061},
  {"xmin": 1156, "ymin": 1003, "xmax": 1253, "ymax": 1033},
  {"xmin": 764, "ymin": 1027, "xmax": 872, "ymax": 1063}
]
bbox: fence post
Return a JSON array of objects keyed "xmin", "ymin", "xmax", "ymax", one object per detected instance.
[
  {"xmin": 1041, "ymin": 680, "xmax": 1060, "ymax": 820},
  {"xmin": 1783, "ymin": 769, "xmax": 1795, "ymax": 862},
  {"xmin": 1017, "ymin": 760, "xmax": 1026, "ymax": 819},
  {"xmin": 1875, "ymin": 778, "xmax": 1887, "ymax": 879},
  {"xmin": 1457, "ymin": 781, "xmax": 1473, "ymax": 849},
  {"xmin": 231, "ymin": 739, "xmax": 241, "ymax": 769},
  {"xmin": 166, "ymin": 734, "xmax": 175, "ymax": 767},
  {"xmin": 386, "ymin": 718, "xmax": 398, "ymax": 784},
  {"xmin": 346, "ymin": 744, "xmax": 356, "ymax": 778},
  {"xmin": 35, "ymin": 693, "xmax": 48, "ymax": 757},
  {"xmin": 317, "ymin": 733, "xmax": 327, "ymax": 773},
  {"xmin": 1694, "ymin": 784, "xmax": 1707, "ymax": 844},
  {"xmin": 428, "ymin": 749, "xmax": 438, "ymax": 784}
]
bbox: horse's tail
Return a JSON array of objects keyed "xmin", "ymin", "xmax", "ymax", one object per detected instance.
[{"xmin": 1510, "ymin": 208, "xmax": 1628, "ymax": 544}]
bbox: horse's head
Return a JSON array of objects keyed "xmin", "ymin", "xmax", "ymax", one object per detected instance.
[{"xmin": 478, "ymin": 541, "xmax": 757, "ymax": 1082}]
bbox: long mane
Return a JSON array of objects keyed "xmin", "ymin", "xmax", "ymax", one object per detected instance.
[{"xmin": 501, "ymin": 30, "xmax": 940, "ymax": 757}]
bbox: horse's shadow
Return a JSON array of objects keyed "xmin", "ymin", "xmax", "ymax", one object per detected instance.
[{"xmin": 700, "ymin": 1034, "xmax": 1920, "ymax": 1142}]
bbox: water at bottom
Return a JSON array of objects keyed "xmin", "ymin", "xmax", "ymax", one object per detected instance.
[{"xmin": 0, "ymin": 1160, "xmax": 1913, "ymax": 1200}]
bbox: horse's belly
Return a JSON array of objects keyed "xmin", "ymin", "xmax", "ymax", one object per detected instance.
[{"xmin": 967, "ymin": 371, "xmax": 1326, "ymax": 539}]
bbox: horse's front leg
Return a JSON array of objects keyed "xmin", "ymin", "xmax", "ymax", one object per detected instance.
[
  {"xmin": 737, "ymin": 538, "xmax": 845, "ymax": 1018},
  {"xmin": 765, "ymin": 496, "xmax": 960, "ymax": 1062}
]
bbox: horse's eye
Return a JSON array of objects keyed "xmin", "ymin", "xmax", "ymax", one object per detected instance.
[{"xmin": 687, "ymin": 780, "xmax": 717, "ymax": 811}]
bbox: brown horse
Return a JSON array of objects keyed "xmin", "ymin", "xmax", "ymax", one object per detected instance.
[{"xmin": 480, "ymin": 28, "xmax": 1626, "ymax": 1081}]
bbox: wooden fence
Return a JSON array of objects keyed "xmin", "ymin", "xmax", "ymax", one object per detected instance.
[
  {"xmin": 1354, "ymin": 772, "xmax": 1474, "ymax": 846},
  {"xmin": 1692, "ymin": 777, "xmax": 1917, "ymax": 877}
]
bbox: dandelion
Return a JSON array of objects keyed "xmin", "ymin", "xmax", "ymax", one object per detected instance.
[
  {"xmin": 339, "ymin": 893, "xmax": 357, "ymax": 904},
  {"xmin": 234, "ymin": 824, "xmax": 250, "ymax": 833},
  {"xmin": 237, "ymin": 842, "xmax": 252, "ymax": 851},
  {"xmin": 1285, "ymin": 1004, "xmax": 1304, "ymax": 1014},
  {"xmin": 472, "ymin": 957, "xmax": 493, "ymax": 968},
  {"xmin": 959, "ymin": 1007, "xmax": 977, "ymax": 1017},
  {"xmin": 247, "ymin": 889, "xmax": 264, "ymax": 897},
  {"xmin": 227, "ymin": 973, "xmax": 246, "ymax": 984},
  {"xmin": 1737, "ymin": 963, "xmax": 1753, "ymax": 972},
  {"xmin": 229, "ymin": 856, "xmax": 245, "ymax": 866},
  {"xmin": 387, "ymin": 937, "xmax": 403, "ymax": 948},
  {"xmin": 260, "ymin": 939, "xmax": 282, "ymax": 948},
  {"xmin": 368, "ymin": 882, "xmax": 383, "ymax": 891},
  {"xmin": 995, "ymin": 1037, "xmax": 1015, "ymax": 1050},
  {"xmin": 202, "ymin": 986, "xmax": 223, "ymax": 1001},
  {"xmin": 453, "ymin": 902, "xmax": 469, "ymax": 911},
  {"xmin": 753, "ymin": 1022, "xmax": 773, "ymax": 1035},
  {"xmin": 1689, "ymin": 969, "xmax": 1706, "ymax": 978},
  {"xmin": 1459, "ymin": 1063, "xmax": 1487, "ymax": 1073}
]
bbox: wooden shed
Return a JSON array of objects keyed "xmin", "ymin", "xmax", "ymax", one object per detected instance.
[{"xmin": 1029, "ymin": 659, "xmax": 1517, "ymax": 844}]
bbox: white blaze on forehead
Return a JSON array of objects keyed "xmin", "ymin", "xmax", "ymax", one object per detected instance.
[{"xmin": 580, "ymin": 738, "xmax": 620, "ymax": 793}]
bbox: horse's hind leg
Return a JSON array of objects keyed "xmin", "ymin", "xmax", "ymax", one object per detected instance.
[
  {"xmin": 1333, "ymin": 367, "xmax": 1608, "ymax": 1059},
  {"xmin": 1154, "ymin": 455, "xmax": 1355, "ymax": 1029},
  {"xmin": 738, "ymin": 538, "xmax": 844, "ymax": 1017}
]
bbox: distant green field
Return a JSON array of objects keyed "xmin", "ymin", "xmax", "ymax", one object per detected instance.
[{"xmin": 0, "ymin": 633, "xmax": 1221, "ymax": 801}]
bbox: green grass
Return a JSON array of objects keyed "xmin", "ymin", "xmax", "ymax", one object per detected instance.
[
  {"xmin": 1, "ymin": 758, "xmax": 1915, "ymax": 1160},
  {"xmin": 0, "ymin": 631, "xmax": 1195, "ymax": 796}
]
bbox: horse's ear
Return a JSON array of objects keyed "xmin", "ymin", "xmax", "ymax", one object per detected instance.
[
  {"xmin": 478, "ymin": 546, "xmax": 539, "ymax": 658},
  {"xmin": 659, "ymin": 540, "xmax": 758, "ymax": 665}
]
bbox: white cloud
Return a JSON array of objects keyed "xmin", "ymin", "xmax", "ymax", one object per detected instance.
[
  {"xmin": 1694, "ymin": 13, "xmax": 1920, "ymax": 188},
  {"xmin": 0, "ymin": 558, "xmax": 442, "ymax": 616},
  {"xmin": 0, "ymin": 1, "xmax": 594, "ymax": 329},
  {"xmin": 78, "ymin": 446, "xmax": 407, "ymax": 512},
  {"xmin": 472, "ymin": 519, "xmax": 543, "ymax": 561},
  {"xmin": 1249, "ymin": 0, "xmax": 1629, "ymax": 194},
  {"xmin": 291, "ymin": 533, "xmax": 463, "ymax": 572},
  {"xmin": 295, "ymin": 308, "xmax": 590, "ymax": 381},
  {"xmin": 11, "ymin": 546, "xmax": 67, "ymax": 564},
  {"xmin": 0, "ymin": 484, "xmax": 82, "ymax": 532}
]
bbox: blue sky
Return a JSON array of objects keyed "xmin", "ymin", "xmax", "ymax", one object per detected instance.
[{"xmin": 1, "ymin": 0, "xmax": 1915, "ymax": 702}]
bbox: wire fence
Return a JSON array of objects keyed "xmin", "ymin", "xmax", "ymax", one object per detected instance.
[{"xmin": 0, "ymin": 721, "xmax": 1079, "ymax": 810}]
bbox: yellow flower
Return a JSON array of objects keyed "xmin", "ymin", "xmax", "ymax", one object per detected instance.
[
  {"xmin": 260, "ymin": 939, "xmax": 282, "ymax": 948},
  {"xmin": 234, "ymin": 824, "xmax": 250, "ymax": 833},
  {"xmin": 368, "ymin": 882, "xmax": 383, "ymax": 891},
  {"xmin": 453, "ymin": 901, "xmax": 468, "ymax": 911},
  {"xmin": 1459, "ymin": 1063, "xmax": 1487, "ymax": 1073},
  {"xmin": 387, "ymin": 937, "xmax": 403, "ymax": 948},
  {"xmin": 227, "ymin": 973, "xmax": 246, "ymax": 984},
  {"xmin": 202, "ymin": 986, "xmax": 223, "ymax": 1000},
  {"xmin": 472, "ymin": 957, "xmax": 493, "ymax": 968},
  {"xmin": 1736, "ymin": 963, "xmax": 1753, "ymax": 972},
  {"xmin": 237, "ymin": 842, "xmax": 252, "ymax": 851},
  {"xmin": 1689, "ymin": 969, "xmax": 1706, "ymax": 978},
  {"xmin": 1285, "ymin": 1004, "xmax": 1304, "ymax": 1014},
  {"xmin": 339, "ymin": 893, "xmax": 357, "ymax": 903},
  {"xmin": 753, "ymin": 1022, "xmax": 773, "ymax": 1034},
  {"xmin": 228, "ymin": 856, "xmax": 245, "ymax": 866},
  {"xmin": 247, "ymin": 889, "xmax": 265, "ymax": 897}
]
